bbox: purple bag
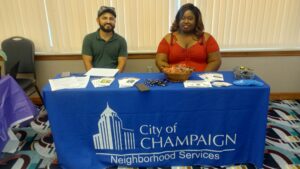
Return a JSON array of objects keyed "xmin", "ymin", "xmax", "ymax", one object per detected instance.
[{"xmin": 0, "ymin": 75, "xmax": 37, "ymax": 151}]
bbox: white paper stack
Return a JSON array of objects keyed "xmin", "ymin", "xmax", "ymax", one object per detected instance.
[
  {"xmin": 84, "ymin": 68, "xmax": 118, "ymax": 77},
  {"xmin": 199, "ymin": 73, "xmax": 224, "ymax": 82},
  {"xmin": 49, "ymin": 76, "xmax": 90, "ymax": 91},
  {"xmin": 91, "ymin": 77, "xmax": 115, "ymax": 88}
]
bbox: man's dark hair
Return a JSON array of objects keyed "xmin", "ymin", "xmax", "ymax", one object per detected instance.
[{"xmin": 170, "ymin": 3, "xmax": 204, "ymax": 37}]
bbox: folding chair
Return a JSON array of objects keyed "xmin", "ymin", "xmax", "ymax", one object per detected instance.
[{"xmin": 1, "ymin": 36, "xmax": 43, "ymax": 104}]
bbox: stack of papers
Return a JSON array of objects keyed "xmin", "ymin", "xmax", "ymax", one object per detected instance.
[
  {"xmin": 91, "ymin": 77, "xmax": 115, "ymax": 88},
  {"xmin": 199, "ymin": 73, "xmax": 224, "ymax": 82},
  {"xmin": 84, "ymin": 68, "xmax": 119, "ymax": 77},
  {"xmin": 198, "ymin": 73, "xmax": 233, "ymax": 87},
  {"xmin": 49, "ymin": 76, "xmax": 90, "ymax": 91},
  {"xmin": 118, "ymin": 77, "xmax": 140, "ymax": 88},
  {"xmin": 183, "ymin": 80, "xmax": 212, "ymax": 88}
]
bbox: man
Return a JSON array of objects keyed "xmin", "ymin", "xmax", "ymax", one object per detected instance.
[{"xmin": 82, "ymin": 6, "xmax": 127, "ymax": 72}]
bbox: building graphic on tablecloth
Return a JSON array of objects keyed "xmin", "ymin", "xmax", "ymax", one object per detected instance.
[{"xmin": 93, "ymin": 104, "xmax": 135, "ymax": 150}]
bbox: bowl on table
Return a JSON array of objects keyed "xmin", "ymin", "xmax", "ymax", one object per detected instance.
[{"xmin": 162, "ymin": 65, "xmax": 193, "ymax": 82}]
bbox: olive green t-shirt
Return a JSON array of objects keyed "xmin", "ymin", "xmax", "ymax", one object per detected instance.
[{"xmin": 82, "ymin": 30, "xmax": 128, "ymax": 68}]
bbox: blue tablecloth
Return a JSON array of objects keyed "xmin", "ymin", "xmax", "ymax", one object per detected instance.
[
  {"xmin": 0, "ymin": 75, "xmax": 37, "ymax": 151},
  {"xmin": 43, "ymin": 72, "xmax": 270, "ymax": 169}
]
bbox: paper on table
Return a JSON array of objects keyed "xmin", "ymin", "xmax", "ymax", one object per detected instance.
[
  {"xmin": 72, "ymin": 76, "xmax": 90, "ymax": 89},
  {"xmin": 49, "ymin": 76, "xmax": 90, "ymax": 91},
  {"xmin": 92, "ymin": 77, "xmax": 115, "ymax": 88},
  {"xmin": 199, "ymin": 73, "xmax": 224, "ymax": 82},
  {"xmin": 183, "ymin": 80, "xmax": 212, "ymax": 88},
  {"xmin": 118, "ymin": 77, "xmax": 140, "ymax": 88},
  {"xmin": 84, "ymin": 68, "xmax": 119, "ymax": 77},
  {"xmin": 49, "ymin": 77, "xmax": 76, "ymax": 91},
  {"xmin": 211, "ymin": 81, "xmax": 232, "ymax": 87}
]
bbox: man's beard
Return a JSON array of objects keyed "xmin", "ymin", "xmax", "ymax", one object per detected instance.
[{"xmin": 100, "ymin": 24, "xmax": 115, "ymax": 33}]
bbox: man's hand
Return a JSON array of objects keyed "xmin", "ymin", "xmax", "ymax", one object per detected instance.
[{"xmin": 117, "ymin": 56, "xmax": 127, "ymax": 72}]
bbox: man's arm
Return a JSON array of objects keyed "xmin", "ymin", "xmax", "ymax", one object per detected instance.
[
  {"xmin": 117, "ymin": 56, "xmax": 127, "ymax": 72},
  {"xmin": 82, "ymin": 55, "xmax": 93, "ymax": 71},
  {"xmin": 117, "ymin": 37, "xmax": 128, "ymax": 73}
]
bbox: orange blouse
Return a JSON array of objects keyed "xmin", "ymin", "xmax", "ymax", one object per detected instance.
[{"xmin": 157, "ymin": 34, "xmax": 219, "ymax": 71}]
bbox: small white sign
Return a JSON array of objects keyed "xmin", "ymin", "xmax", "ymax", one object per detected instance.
[
  {"xmin": 184, "ymin": 80, "xmax": 212, "ymax": 88},
  {"xmin": 92, "ymin": 78, "xmax": 115, "ymax": 88},
  {"xmin": 49, "ymin": 76, "xmax": 90, "ymax": 91},
  {"xmin": 199, "ymin": 73, "xmax": 224, "ymax": 82},
  {"xmin": 118, "ymin": 77, "xmax": 140, "ymax": 88},
  {"xmin": 212, "ymin": 81, "xmax": 232, "ymax": 87}
]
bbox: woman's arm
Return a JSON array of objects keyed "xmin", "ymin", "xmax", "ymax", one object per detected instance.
[
  {"xmin": 204, "ymin": 51, "xmax": 222, "ymax": 72},
  {"xmin": 155, "ymin": 53, "xmax": 169, "ymax": 72},
  {"xmin": 155, "ymin": 34, "xmax": 172, "ymax": 71},
  {"xmin": 203, "ymin": 33, "xmax": 221, "ymax": 72}
]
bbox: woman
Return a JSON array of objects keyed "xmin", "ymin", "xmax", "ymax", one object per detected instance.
[{"xmin": 156, "ymin": 3, "xmax": 221, "ymax": 72}]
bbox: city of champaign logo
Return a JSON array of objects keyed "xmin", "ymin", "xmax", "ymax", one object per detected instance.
[{"xmin": 93, "ymin": 104, "xmax": 237, "ymax": 165}]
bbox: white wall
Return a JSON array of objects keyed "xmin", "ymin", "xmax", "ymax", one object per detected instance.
[{"xmin": 31, "ymin": 56, "xmax": 300, "ymax": 93}]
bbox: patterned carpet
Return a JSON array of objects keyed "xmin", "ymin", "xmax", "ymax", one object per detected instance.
[{"xmin": 1, "ymin": 100, "xmax": 300, "ymax": 169}]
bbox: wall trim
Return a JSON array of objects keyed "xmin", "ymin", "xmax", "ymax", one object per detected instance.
[
  {"xmin": 30, "ymin": 50, "xmax": 300, "ymax": 61},
  {"xmin": 269, "ymin": 93, "xmax": 300, "ymax": 100},
  {"xmin": 32, "ymin": 92, "xmax": 300, "ymax": 105},
  {"xmin": 221, "ymin": 51, "xmax": 300, "ymax": 57},
  {"xmin": 1, "ymin": 51, "xmax": 299, "ymax": 61},
  {"xmin": 35, "ymin": 55, "xmax": 82, "ymax": 60}
]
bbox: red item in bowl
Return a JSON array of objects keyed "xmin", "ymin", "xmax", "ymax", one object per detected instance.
[
  {"xmin": 163, "ymin": 64, "xmax": 193, "ymax": 73},
  {"xmin": 162, "ymin": 64, "xmax": 193, "ymax": 82}
]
